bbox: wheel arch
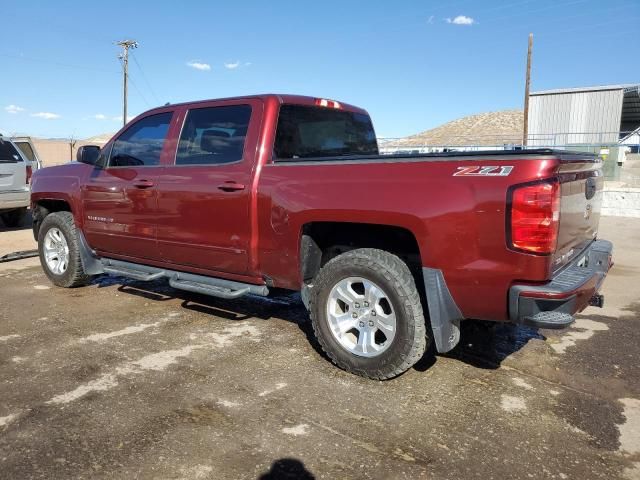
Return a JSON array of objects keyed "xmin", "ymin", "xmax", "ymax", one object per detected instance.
[
  {"xmin": 31, "ymin": 198, "xmax": 73, "ymax": 241},
  {"xmin": 299, "ymin": 221, "xmax": 424, "ymax": 287}
]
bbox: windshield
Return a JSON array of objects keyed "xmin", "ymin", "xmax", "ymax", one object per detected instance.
[{"xmin": 274, "ymin": 104, "xmax": 378, "ymax": 160}]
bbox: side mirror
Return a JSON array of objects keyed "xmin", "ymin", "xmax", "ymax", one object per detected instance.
[{"xmin": 77, "ymin": 145, "xmax": 101, "ymax": 166}]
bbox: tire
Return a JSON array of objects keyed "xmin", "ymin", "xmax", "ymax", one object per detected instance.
[
  {"xmin": 1, "ymin": 207, "xmax": 28, "ymax": 228},
  {"xmin": 38, "ymin": 211, "xmax": 91, "ymax": 288},
  {"xmin": 309, "ymin": 248, "xmax": 428, "ymax": 380}
]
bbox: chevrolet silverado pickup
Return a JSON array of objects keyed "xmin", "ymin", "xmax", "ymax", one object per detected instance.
[{"xmin": 30, "ymin": 94, "xmax": 613, "ymax": 379}]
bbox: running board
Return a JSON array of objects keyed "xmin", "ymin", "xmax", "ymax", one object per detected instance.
[
  {"xmin": 168, "ymin": 278, "xmax": 250, "ymax": 299},
  {"xmin": 103, "ymin": 266, "xmax": 165, "ymax": 282},
  {"xmin": 99, "ymin": 258, "xmax": 268, "ymax": 299}
]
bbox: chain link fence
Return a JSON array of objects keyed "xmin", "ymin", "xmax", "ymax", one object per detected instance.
[{"xmin": 378, "ymin": 131, "xmax": 640, "ymax": 187}]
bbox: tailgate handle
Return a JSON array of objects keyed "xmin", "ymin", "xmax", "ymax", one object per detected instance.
[
  {"xmin": 133, "ymin": 179, "xmax": 155, "ymax": 189},
  {"xmin": 218, "ymin": 181, "xmax": 245, "ymax": 192}
]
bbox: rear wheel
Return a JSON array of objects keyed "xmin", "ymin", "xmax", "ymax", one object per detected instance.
[
  {"xmin": 0, "ymin": 207, "xmax": 28, "ymax": 228},
  {"xmin": 38, "ymin": 212, "xmax": 91, "ymax": 287},
  {"xmin": 309, "ymin": 248, "xmax": 428, "ymax": 380}
]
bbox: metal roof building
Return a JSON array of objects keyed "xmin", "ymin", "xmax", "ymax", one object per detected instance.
[{"xmin": 527, "ymin": 84, "xmax": 640, "ymax": 146}]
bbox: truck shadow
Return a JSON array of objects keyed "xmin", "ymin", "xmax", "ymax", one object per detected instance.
[
  {"xmin": 440, "ymin": 321, "xmax": 546, "ymax": 369},
  {"xmin": 102, "ymin": 277, "xmax": 544, "ymax": 373}
]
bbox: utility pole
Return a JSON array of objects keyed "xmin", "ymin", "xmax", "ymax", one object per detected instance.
[
  {"xmin": 116, "ymin": 40, "xmax": 138, "ymax": 127},
  {"xmin": 522, "ymin": 33, "xmax": 533, "ymax": 147}
]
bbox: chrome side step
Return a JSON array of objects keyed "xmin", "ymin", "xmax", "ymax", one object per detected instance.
[
  {"xmin": 103, "ymin": 266, "xmax": 165, "ymax": 282},
  {"xmin": 168, "ymin": 278, "xmax": 250, "ymax": 299},
  {"xmin": 99, "ymin": 258, "xmax": 268, "ymax": 299}
]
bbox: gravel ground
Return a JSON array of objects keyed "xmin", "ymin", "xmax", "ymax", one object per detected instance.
[{"xmin": 0, "ymin": 216, "xmax": 638, "ymax": 479}]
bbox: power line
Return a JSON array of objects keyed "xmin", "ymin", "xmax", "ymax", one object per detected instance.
[
  {"xmin": 130, "ymin": 51, "xmax": 161, "ymax": 105},
  {"xmin": 483, "ymin": 0, "xmax": 591, "ymax": 23},
  {"xmin": 0, "ymin": 53, "xmax": 119, "ymax": 74},
  {"xmin": 117, "ymin": 56, "xmax": 151, "ymax": 110}
]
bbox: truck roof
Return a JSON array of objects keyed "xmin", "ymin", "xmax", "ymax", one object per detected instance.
[{"xmin": 144, "ymin": 94, "xmax": 369, "ymax": 116}]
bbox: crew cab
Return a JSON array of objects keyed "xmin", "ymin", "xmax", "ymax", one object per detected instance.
[
  {"xmin": 30, "ymin": 94, "xmax": 612, "ymax": 379},
  {"xmin": 0, "ymin": 135, "xmax": 33, "ymax": 227}
]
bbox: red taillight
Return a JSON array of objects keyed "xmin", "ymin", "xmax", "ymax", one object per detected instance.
[
  {"xmin": 26, "ymin": 165, "xmax": 33, "ymax": 185},
  {"xmin": 508, "ymin": 181, "xmax": 560, "ymax": 254},
  {"xmin": 314, "ymin": 98, "xmax": 342, "ymax": 109}
]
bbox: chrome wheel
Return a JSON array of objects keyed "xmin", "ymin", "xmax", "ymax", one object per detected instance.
[
  {"xmin": 43, "ymin": 227, "xmax": 69, "ymax": 275},
  {"xmin": 325, "ymin": 276, "xmax": 397, "ymax": 357}
]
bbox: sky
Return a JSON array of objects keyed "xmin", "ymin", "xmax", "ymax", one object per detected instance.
[{"xmin": 1, "ymin": 0, "xmax": 639, "ymax": 139}]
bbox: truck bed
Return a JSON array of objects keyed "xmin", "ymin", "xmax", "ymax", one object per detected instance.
[{"xmin": 273, "ymin": 149, "xmax": 599, "ymax": 164}]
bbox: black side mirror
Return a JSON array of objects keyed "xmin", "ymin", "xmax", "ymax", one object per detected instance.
[{"xmin": 77, "ymin": 145, "xmax": 101, "ymax": 166}]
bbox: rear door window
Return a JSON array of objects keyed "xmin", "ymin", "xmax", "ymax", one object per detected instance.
[
  {"xmin": 0, "ymin": 140, "xmax": 22, "ymax": 163},
  {"xmin": 109, "ymin": 112, "xmax": 173, "ymax": 167},
  {"xmin": 175, "ymin": 105, "xmax": 252, "ymax": 165},
  {"xmin": 274, "ymin": 104, "xmax": 378, "ymax": 160}
]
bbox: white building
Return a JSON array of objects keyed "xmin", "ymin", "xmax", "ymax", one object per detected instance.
[{"xmin": 528, "ymin": 84, "xmax": 640, "ymax": 148}]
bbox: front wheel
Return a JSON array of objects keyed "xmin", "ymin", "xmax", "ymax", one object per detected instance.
[
  {"xmin": 38, "ymin": 211, "xmax": 91, "ymax": 287},
  {"xmin": 309, "ymin": 248, "xmax": 428, "ymax": 380}
]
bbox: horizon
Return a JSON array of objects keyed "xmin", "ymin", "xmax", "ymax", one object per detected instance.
[{"xmin": 1, "ymin": 0, "xmax": 639, "ymax": 139}]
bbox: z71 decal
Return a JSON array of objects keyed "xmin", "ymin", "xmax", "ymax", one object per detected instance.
[{"xmin": 453, "ymin": 166, "xmax": 514, "ymax": 177}]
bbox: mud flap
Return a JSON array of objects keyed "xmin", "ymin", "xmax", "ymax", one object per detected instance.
[
  {"xmin": 422, "ymin": 268, "xmax": 463, "ymax": 353},
  {"xmin": 77, "ymin": 231, "xmax": 105, "ymax": 276}
]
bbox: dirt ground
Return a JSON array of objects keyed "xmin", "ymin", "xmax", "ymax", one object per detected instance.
[{"xmin": 0, "ymin": 216, "xmax": 639, "ymax": 479}]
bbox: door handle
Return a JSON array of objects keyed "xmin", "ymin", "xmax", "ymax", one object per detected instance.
[
  {"xmin": 217, "ymin": 181, "xmax": 245, "ymax": 192},
  {"xmin": 133, "ymin": 179, "xmax": 155, "ymax": 189}
]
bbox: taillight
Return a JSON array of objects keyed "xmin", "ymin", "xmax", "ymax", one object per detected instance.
[
  {"xmin": 26, "ymin": 165, "xmax": 33, "ymax": 185},
  {"xmin": 508, "ymin": 180, "xmax": 560, "ymax": 254}
]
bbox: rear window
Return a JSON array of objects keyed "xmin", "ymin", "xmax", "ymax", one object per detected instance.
[
  {"xmin": 0, "ymin": 140, "xmax": 22, "ymax": 162},
  {"xmin": 14, "ymin": 142, "xmax": 35, "ymax": 161},
  {"xmin": 274, "ymin": 105, "xmax": 378, "ymax": 160}
]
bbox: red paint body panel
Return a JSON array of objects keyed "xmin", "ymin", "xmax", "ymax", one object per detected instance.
[
  {"xmin": 256, "ymin": 157, "xmax": 559, "ymax": 320},
  {"xmin": 30, "ymin": 94, "xmax": 606, "ymax": 323},
  {"xmin": 154, "ymin": 98, "xmax": 265, "ymax": 274}
]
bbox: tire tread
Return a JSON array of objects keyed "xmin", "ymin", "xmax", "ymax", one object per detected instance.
[
  {"xmin": 309, "ymin": 248, "xmax": 427, "ymax": 380},
  {"xmin": 38, "ymin": 211, "xmax": 91, "ymax": 288}
]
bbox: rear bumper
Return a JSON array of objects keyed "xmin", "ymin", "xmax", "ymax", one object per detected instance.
[
  {"xmin": 509, "ymin": 239, "xmax": 613, "ymax": 329},
  {"xmin": 0, "ymin": 190, "xmax": 29, "ymax": 211}
]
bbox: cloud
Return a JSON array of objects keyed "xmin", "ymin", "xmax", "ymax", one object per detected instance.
[
  {"xmin": 31, "ymin": 112, "xmax": 60, "ymax": 119},
  {"xmin": 93, "ymin": 114, "xmax": 107, "ymax": 120},
  {"xmin": 5, "ymin": 105, "xmax": 25, "ymax": 114},
  {"xmin": 224, "ymin": 61, "xmax": 240, "ymax": 70},
  {"xmin": 446, "ymin": 15, "xmax": 475, "ymax": 25},
  {"xmin": 186, "ymin": 60, "xmax": 211, "ymax": 71},
  {"xmin": 427, "ymin": 15, "xmax": 434, "ymax": 24}
]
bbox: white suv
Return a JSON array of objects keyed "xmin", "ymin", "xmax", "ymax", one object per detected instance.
[{"xmin": 0, "ymin": 136, "xmax": 32, "ymax": 227}]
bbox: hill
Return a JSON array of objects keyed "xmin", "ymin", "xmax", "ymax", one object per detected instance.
[{"xmin": 393, "ymin": 110, "xmax": 524, "ymax": 147}]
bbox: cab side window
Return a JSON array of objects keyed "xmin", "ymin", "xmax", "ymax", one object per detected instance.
[
  {"xmin": 109, "ymin": 112, "xmax": 173, "ymax": 167},
  {"xmin": 175, "ymin": 105, "xmax": 251, "ymax": 165}
]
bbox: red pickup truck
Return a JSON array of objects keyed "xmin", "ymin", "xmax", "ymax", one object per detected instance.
[{"xmin": 30, "ymin": 94, "xmax": 612, "ymax": 379}]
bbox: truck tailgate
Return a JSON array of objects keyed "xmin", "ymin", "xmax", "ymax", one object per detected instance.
[
  {"xmin": 553, "ymin": 156, "xmax": 603, "ymax": 272},
  {"xmin": 0, "ymin": 162, "xmax": 26, "ymax": 189}
]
